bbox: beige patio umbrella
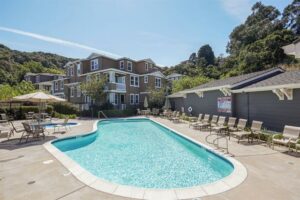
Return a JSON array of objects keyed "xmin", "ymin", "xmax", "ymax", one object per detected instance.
[
  {"xmin": 13, "ymin": 91, "xmax": 66, "ymax": 103},
  {"xmin": 144, "ymin": 96, "xmax": 148, "ymax": 109},
  {"xmin": 13, "ymin": 91, "xmax": 65, "ymax": 116}
]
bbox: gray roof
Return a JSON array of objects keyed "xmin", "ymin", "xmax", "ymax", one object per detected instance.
[
  {"xmin": 184, "ymin": 67, "xmax": 283, "ymax": 92},
  {"xmin": 242, "ymin": 71, "xmax": 300, "ymax": 89}
]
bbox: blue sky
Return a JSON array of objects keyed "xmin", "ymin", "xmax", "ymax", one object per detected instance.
[{"xmin": 0, "ymin": 0, "xmax": 289, "ymax": 66}]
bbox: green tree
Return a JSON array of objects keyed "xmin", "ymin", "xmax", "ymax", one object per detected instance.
[
  {"xmin": 147, "ymin": 87, "xmax": 166, "ymax": 108},
  {"xmin": 80, "ymin": 74, "xmax": 107, "ymax": 105},
  {"xmin": 172, "ymin": 76, "xmax": 210, "ymax": 93},
  {"xmin": 197, "ymin": 44, "xmax": 215, "ymax": 66},
  {"xmin": 282, "ymin": 0, "xmax": 300, "ymax": 35},
  {"xmin": 14, "ymin": 80, "xmax": 36, "ymax": 95}
]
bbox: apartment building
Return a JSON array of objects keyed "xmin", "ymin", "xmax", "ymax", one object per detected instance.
[
  {"xmin": 63, "ymin": 53, "xmax": 166, "ymax": 110},
  {"xmin": 24, "ymin": 72, "xmax": 66, "ymax": 98}
]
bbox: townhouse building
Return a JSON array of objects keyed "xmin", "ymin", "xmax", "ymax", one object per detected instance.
[
  {"xmin": 24, "ymin": 72, "xmax": 66, "ymax": 98},
  {"xmin": 61, "ymin": 53, "xmax": 166, "ymax": 110}
]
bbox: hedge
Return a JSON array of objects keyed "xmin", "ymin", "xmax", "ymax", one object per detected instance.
[
  {"xmin": 0, "ymin": 106, "xmax": 53, "ymax": 120},
  {"xmin": 81, "ymin": 108, "xmax": 136, "ymax": 118}
]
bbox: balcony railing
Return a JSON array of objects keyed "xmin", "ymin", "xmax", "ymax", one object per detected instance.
[{"xmin": 105, "ymin": 82, "xmax": 126, "ymax": 92}]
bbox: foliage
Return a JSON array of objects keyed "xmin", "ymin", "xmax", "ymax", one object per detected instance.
[
  {"xmin": 0, "ymin": 81, "xmax": 36, "ymax": 100},
  {"xmin": 53, "ymin": 112, "xmax": 77, "ymax": 119},
  {"xmin": 282, "ymin": 0, "xmax": 300, "ymax": 35},
  {"xmin": 80, "ymin": 74, "xmax": 107, "ymax": 105},
  {"xmin": 0, "ymin": 44, "xmax": 73, "ymax": 85},
  {"xmin": 197, "ymin": 44, "xmax": 215, "ymax": 66},
  {"xmin": 163, "ymin": 1, "xmax": 300, "ymax": 86},
  {"xmin": 52, "ymin": 102, "xmax": 79, "ymax": 115},
  {"xmin": 147, "ymin": 87, "xmax": 166, "ymax": 108},
  {"xmin": 172, "ymin": 76, "xmax": 210, "ymax": 93}
]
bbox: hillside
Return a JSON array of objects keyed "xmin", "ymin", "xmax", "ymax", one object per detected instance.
[{"xmin": 0, "ymin": 44, "xmax": 75, "ymax": 84}]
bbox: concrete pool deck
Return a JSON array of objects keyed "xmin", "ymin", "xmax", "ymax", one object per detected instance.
[{"xmin": 1, "ymin": 117, "xmax": 300, "ymax": 200}]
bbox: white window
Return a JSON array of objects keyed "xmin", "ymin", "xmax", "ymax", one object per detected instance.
[
  {"xmin": 119, "ymin": 60, "xmax": 124, "ymax": 69},
  {"xmin": 60, "ymin": 80, "xmax": 64, "ymax": 90},
  {"xmin": 144, "ymin": 75, "xmax": 148, "ymax": 83},
  {"xmin": 145, "ymin": 63, "xmax": 148, "ymax": 71},
  {"xmin": 127, "ymin": 61, "xmax": 132, "ymax": 71},
  {"xmin": 130, "ymin": 75, "xmax": 139, "ymax": 87},
  {"xmin": 91, "ymin": 59, "xmax": 99, "ymax": 71},
  {"xmin": 155, "ymin": 77, "xmax": 161, "ymax": 88},
  {"xmin": 70, "ymin": 67, "xmax": 74, "ymax": 76},
  {"xmin": 54, "ymin": 81, "xmax": 58, "ymax": 91},
  {"xmin": 135, "ymin": 94, "xmax": 139, "ymax": 104},
  {"xmin": 77, "ymin": 86, "xmax": 81, "ymax": 97},
  {"xmin": 70, "ymin": 87, "xmax": 74, "ymax": 97},
  {"xmin": 130, "ymin": 94, "xmax": 135, "ymax": 105},
  {"xmin": 77, "ymin": 63, "xmax": 81, "ymax": 75}
]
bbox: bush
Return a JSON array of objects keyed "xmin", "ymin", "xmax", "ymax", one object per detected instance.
[
  {"xmin": 52, "ymin": 103, "xmax": 79, "ymax": 115},
  {"xmin": 53, "ymin": 112, "xmax": 77, "ymax": 119}
]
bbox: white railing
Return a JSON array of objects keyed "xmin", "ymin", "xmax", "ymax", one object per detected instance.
[{"xmin": 116, "ymin": 83, "xmax": 126, "ymax": 91}]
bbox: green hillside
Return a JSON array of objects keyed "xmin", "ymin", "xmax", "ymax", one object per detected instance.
[{"xmin": 0, "ymin": 44, "xmax": 75, "ymax": 84}]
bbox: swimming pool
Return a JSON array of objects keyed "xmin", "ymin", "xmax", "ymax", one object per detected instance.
[{"xmin": 45, "ymin": 118, "xmax": 247, "ymax": 199}]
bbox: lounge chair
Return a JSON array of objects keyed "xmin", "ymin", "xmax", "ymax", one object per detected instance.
[
  {"xmin": 228, "ymin": 118, "xmax": 247, "ymax": 140},
  {"xmin": 231, "ymin": 120, "xmax": 263, "ymax": 143},
  {"xmin": 272, "ymin": 125, "xmax": 300, "ymax": 151},
  {"xmin": 197, "ymin": 115, "xmax": 218, "ymax": 130},
  {"xmin": 227, "ymin": 117, "xmax": 237, "ymax": 130},
  {"xmin": 10, "ymin": 121, "xmax": 25, "ymax": 137},
  {"xmin": 53, "ymin": 118, "xmax": 70, "ymax": 132},
  {"xmin": 137, "ymin": 108, "xmax": 141, "ymax": 115},
  {"xmin": 189, "ymin": 114, "xmax": 203, "ymax": 128},
  {"xmin": 209, "ymin": 115, "xmax": 219, "ymax": 127},
  {"xmin": 169, "ymin": 111, "xmax": 179, "ymax": 121},
  {"xmin": 192, "ymin": 114, "xmax": 210, "ymax": 130},
  {"xmin": 172, "ymin": 112, "xmax": 183, "ymax": 123},
  {"xmin": 21, "ymin": 122, "xmax": 45, "ymax": 143},
  {"xmin": 211, "ymin": 116, "xmax": 226, "ymax": 133}
]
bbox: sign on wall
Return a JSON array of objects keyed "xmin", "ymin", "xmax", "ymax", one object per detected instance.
[{"xmin": 217, "ymin": 97, "xmax": 232, "ymax": 113}]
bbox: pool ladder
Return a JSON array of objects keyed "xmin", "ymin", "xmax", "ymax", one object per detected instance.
[
  {"xmin": 205, "ymin": 131, "xmax": 229, "ymax": 154},
  {"xmin": 98, "ymin": 111, "xmax": 108, "ymax": 119}
]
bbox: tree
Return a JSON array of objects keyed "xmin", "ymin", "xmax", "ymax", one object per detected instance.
[
  {"xmin": 0, "ymin": 81, "xmax": 36, "ymax": 101},
  {"xmin": 282, "ymin": 0, "xmax": 300, "ymax": 35},
  {"xmin": 147, "ymin": 87, "xmax": 166, "ymax": 108},
  {"xmin": 223, "ymin": 2, "xmax": 297, "ymax": 76},
  {"xmin": 197, "ymin": 44, "xmax": 215, "ymax": 66},
  {"xmin": 80, "ymin": 74, "xmax": 107, "ymax": 105},
  {"xmin": 189, "ymin": 52, "xmax": 197, "ymax": 63},
  {"xmin": 172, "ymin": 76, "xmax": 210, "ymax": 93}
]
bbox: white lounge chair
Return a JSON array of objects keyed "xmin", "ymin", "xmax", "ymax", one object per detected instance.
[
  {"xmin": 231, "ymin": 120, "xmax": 263, "ymax": 143},
  {"xmin": 272, "ymin": 125, "xmax": 300, "ymax": 151}
]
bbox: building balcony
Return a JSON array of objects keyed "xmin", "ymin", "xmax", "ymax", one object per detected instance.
[{"xmin": 105, "ymin": 82, "xmax": 126, "ymax": 93}]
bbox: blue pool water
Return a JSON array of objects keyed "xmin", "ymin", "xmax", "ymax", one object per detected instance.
[
  {"xmin": 44, "ymin": 122, "xmax": 78, "ymax": 129},
  {"xmin": 53, "ymin": 119, "xmax": 233, "ymax": 189}
]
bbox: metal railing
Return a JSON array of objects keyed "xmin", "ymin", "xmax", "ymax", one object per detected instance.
[
  {"xmin": 205, "ymin": 128, "xmax": 229, "ymax": 154},
  {"xmin": 98, "ymin": 111, "xmax": 108, "ymax": 119}
]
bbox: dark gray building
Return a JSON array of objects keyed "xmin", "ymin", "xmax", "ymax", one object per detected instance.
[{"xmin": 168, "ymin": 68, "xmax": 300, "ymax": 132}]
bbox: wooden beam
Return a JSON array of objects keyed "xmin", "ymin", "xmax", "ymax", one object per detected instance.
[
  {"xmin": 272, "ymin": 89, "xmax": 284, "ymax": 100},
  {"xmin": 280, "ymin": 88, "xmax": 293, "ymax": 100}
]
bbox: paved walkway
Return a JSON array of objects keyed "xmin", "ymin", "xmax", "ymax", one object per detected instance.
[{"xmin": 0, "ymin": 117, "xmax": 299, "ymax": 200}]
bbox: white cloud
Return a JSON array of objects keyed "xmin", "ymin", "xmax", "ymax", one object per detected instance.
[
  {"xmin": 0, "ymin": 26, "xmax": 121, "ymax": 58},
  {"xmin": 220, "ymin": 0, "xmax": 252, "ymax": 21}
]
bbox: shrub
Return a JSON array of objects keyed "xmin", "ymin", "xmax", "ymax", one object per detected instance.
[
  {"xmin": 52, "ymin": 103, "xmax": 79, "ymax": 115},
  {"xmin": 53, "ymin": 112, "xmax": 77, "ymax": 119}
]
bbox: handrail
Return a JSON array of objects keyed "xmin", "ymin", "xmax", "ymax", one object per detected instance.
[
  {"xmin": 205, "ymin": 132, "xmax": 229, "ymax": 154},
  {"xmin": 98, "ymin": 111, "xmax": 108, "ymax": 119}
]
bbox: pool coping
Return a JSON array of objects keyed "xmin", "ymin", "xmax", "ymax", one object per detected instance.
[{"xmin": 43, "ymin": 117, "xmax": 247, "ymax": 200}]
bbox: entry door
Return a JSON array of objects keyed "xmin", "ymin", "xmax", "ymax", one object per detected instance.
[{"xmin": 120, "ymin": 94, "xmax": 125, "ymax": 104}]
